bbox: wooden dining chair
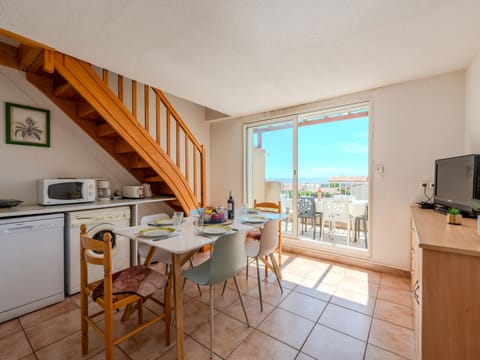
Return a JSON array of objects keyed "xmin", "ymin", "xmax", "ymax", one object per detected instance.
[
  {"xmin": 246, "ymin": 200, "xmax": 283, "ymax": 278},
  {"xmin": 80, "ymin": 224, "xmax": 172, "ymax": 360}
]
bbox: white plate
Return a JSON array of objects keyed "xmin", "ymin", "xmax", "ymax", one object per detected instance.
[
  {"xmin": 138, "ymin": 227, "xmax": 174, "ymax": 237},
  {"xmin": 201, "ymin": 226, "xmax": 232, "ymax": 235},
  {"xmin": 243, "ymin": 216, "xmax": 265, "ymax": 223},
  {"xmin": 148, "ymin": 218, "xmax": 174, "ymax": 226}
]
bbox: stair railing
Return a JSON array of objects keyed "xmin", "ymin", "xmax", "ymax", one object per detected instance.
[{"xmin": 94, "ymin": 66, "xmax": 206, "ymax": 207}]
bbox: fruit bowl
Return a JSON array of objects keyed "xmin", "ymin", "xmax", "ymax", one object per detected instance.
[{"xmin": 203, "ymin": 210, "xmax": 226, "ymax": 224}]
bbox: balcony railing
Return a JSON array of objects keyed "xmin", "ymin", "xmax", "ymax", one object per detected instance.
[{"xmin": 278, "ymin": 180, "xmax": 368, "ymax": 203}]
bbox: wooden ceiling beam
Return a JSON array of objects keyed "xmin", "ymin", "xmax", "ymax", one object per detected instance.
[
  {"xmin": 18, "ymin": 44, "xmax": 42, "ymax": 71},
  {"xmin": 0, "ymin": 41, "xmax": 18, "ymax": 68}
]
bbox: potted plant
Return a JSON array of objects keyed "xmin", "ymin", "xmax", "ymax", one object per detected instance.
[{"xmin": 447, "ymin": 208, "xmax": 462, "ymax": 225}]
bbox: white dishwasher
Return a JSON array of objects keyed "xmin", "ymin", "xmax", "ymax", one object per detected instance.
[{"xmin": 0, "ymin": 213, "xmax": 65, "ymax": 322}]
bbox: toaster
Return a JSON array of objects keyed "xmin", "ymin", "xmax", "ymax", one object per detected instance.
[{"xmin": 122, "ymin": 185, "xmax": 144, "ymax": 199}]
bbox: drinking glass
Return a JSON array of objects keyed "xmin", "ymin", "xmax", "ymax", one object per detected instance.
[
  {"xmin": 173, "ymin": 211, "xmax": 184, "ymax": 232},
  {"xmin": 193, "ymin": 214, "xmax": 204, "ymax": 235},
  {"xmin": 238, "ymin": 203, "xmax": 248, "ymax": 221}
]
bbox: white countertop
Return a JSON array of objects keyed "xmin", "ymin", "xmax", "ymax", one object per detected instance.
[{"xmin": 0, "ymin": 195, "xmax": 176, "ymax": 219}]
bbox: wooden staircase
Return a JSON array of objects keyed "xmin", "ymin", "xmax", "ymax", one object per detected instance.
[{"xmin": 0, "ymin": 29, "xmax": 206, "ymax": 212}]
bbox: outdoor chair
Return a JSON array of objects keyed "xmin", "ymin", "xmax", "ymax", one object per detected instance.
[
  {"xmin": 322, "ymin": 198, "xmax": 351, "ymax": 241},
  {"xmin": 298, "ymin": 196, "xmax": 322, "ymax": 240},
  {"xmin": 351, "ymin": 203, "xmax": 368, "ymax": 246}
]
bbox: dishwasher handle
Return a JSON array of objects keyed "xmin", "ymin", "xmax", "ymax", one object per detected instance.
[
  {"xmin": 0, "ymin": 219, "xmax": 63, "ymax": 235},
  {"xmin": 0, "ymin": 225, "xmax": 35, "ymax": 234}
]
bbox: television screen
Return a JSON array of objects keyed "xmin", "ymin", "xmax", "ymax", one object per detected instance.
[{"xmin": 434, "ymin": 154, "xmax": 479, "ymax": 213}]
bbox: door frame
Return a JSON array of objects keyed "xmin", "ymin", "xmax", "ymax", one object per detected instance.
[{"xmin": 243, "ymin": 100, "xmax": 373, "ymax": 259}]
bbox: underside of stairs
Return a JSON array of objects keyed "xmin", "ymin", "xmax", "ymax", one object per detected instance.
[{"xmin": 0, "ymin": 29, "xmax": 206, "ymax": 212}]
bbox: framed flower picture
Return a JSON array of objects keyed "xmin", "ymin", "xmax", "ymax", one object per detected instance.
[{"xmin": 5, "ymin": 102, "xmax": 50, "ymax": 147}]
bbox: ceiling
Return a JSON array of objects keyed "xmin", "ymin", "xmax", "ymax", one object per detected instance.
[{"xmin": 1, "ymin": 0, "xmax": 480, "ymax": 118}]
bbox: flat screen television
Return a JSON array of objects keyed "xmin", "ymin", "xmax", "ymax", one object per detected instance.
[{"xmin": 434, "ymin": 154, "xmax": 480, "ymax": 215}]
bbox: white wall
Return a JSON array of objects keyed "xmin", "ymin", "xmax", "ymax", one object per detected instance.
[
  {"xmin": 371, "ymin": 71, "xmax": 465, "ymax": 268},
  {"xmin": 209, "ymin": 119, "xmax": 243, "ymax": 206},
  {"xmin": 0, "ymin": 65, "xmax": 209, "ymax": 205},
  {"xmin": 210, "ymin": 71, "xmax": 465, "ymax": 270},
  {"xmin": 465, "ymin": 50, "xmax": 480, "ymax": 153},
  {"xmin": 0, "ymin": 66, "xmax": 137, "ymax": 204}
]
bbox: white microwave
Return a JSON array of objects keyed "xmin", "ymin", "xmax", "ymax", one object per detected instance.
[{"xmin": 38, "ymin": 178, "xmax": 96, "ymax": 205}]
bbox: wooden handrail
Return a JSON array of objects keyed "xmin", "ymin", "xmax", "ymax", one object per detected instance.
[{"xmin": 0, "ymin": 28, "xmax": 54, "ymax": 51}]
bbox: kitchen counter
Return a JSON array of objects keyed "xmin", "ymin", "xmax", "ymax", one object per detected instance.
[
  {"xmin": 410, "ymin": 206, "xmax": 480, "ymax": 257},
  {"xmin": 0, "ymin": 196, "xmax": 176, "ymax": 219}
]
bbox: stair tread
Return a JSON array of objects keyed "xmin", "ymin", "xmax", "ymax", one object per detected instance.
[
  {"xmin": 77, "ymin": 102, "xmax": 99, "ymax": 119},
  {"xmin": 143, "ymin": 176, "xmax": 164, "ymax": 182},
  {"xmin": 54, "ymin": 82, "xmax": 79, "ymax": 99}
]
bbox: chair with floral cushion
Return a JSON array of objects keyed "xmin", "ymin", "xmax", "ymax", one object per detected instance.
[{"xmin": 79, "ymin": 224, "xmax": 171, "ymax": 360}]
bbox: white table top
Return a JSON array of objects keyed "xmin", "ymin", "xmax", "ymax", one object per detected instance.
[{"xmin": 115, "ymin": 213, "xmax": 284, "ymax": 254}]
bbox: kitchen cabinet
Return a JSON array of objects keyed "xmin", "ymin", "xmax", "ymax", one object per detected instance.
[{"xmin": 410, "ymin": 207, "xmax": 480, "ymax": 360}]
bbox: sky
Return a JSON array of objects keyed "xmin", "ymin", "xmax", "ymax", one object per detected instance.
[{"xmin": 257, "ymin": 116, "xmax": 369, "ymax": 181}]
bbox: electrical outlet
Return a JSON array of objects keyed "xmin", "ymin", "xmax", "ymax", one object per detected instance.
[
  {"xmin": 428, "ymin": 182, "xmax": 435, "ymax": 189},
  {"xmin": 420, "ymin": 180, "xmax": 428, "ymax": 189},
  {"xmin": 375, "ymin": 164, "xmax": 384, "ymax": 177}
]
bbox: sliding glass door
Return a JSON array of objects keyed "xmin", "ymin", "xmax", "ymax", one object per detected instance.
[
  {"xmin": 245, "ymin": 117, "xmax": 295, "ymax": 237},
  {"xmin": 245, "ymin": 102, "xmax": 369, "ymax": 252}
]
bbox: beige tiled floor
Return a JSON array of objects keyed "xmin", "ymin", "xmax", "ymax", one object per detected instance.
[{"xmin": 0, "ymin": 252, "xmax": 415, "ymax": 360}]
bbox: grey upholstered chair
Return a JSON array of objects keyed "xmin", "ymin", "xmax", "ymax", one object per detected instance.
[{"xmin": 182, "ymin": 230, "xmax": 250, "ymax": 358}]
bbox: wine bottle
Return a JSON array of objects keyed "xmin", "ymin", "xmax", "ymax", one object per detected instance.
[{"xmin": 227, "ymin": 191, "xmax": 235, "ymax": 219}]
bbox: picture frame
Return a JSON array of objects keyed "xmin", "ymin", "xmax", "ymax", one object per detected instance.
[{"xmin": 5, "ymin": 102, "xmax": 50, "ymax": 147}]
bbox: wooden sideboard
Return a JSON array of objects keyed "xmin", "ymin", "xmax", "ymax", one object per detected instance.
[{"xmin": 410, "ymin": 207, "xmax": 480, "ymax": 360}]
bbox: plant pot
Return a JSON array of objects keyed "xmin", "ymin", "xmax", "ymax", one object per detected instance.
[{"xmin": 447, "ymin": 214, "xmax": 462, "ymax": 225}]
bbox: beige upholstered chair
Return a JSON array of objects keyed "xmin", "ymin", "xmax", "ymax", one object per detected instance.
[
  {"xmin": 245, "ymin": 218, "xmax": 283, "ymax": 311},
  {"xmin": 246, "ymin": 200, "xmax": 283, "ymax": 277}
]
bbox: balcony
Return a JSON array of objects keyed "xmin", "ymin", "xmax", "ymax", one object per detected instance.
[{"xmin": 280, "ymin": 179, "xmax": 368, "ymax": 249}]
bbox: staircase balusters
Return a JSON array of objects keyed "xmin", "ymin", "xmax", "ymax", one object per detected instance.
[{"xmin": 92, "ymin": 66, "xmax": 206, "ymax": 206}]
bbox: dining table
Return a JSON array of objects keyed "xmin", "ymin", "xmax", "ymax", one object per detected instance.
[{"xmin": 115, "ymin": 210, "xmax": 283, "ymax": 359}]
